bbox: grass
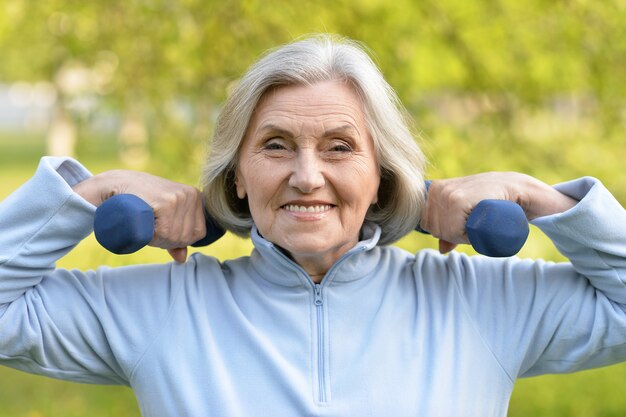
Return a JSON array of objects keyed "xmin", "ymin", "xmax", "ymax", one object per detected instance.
[{"xmin": 2, "ymin": 133, "xmax": 626, "ymax": 416}]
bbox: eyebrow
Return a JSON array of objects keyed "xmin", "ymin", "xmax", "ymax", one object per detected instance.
[
  {"xmin": 323, "ymin": 125, "xmax": 358, "ymax": 137},
  {"xmin": 257, "ymin": 123, "xmax": 358, "ymax": 137},
  {"xmin": 257, "ymin": 124, "xmax": 294, "ymax": 138}
]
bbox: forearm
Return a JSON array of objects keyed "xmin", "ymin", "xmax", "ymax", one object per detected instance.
[
  {"xmin": 511, "ymin": 173, "xmax": 578, "ymax": 220},
  {"xmin": 450, "ymin": 176, "xmax": 626, "ymax": 378},
  {"xmin": 0, "ymin": 157, "xmax": 175, "ymax": 384},
  {"xmin": 0, "ymin": 157, "xmax": 95, "ymax": 304},
  {"xmin": 532, "ymin": 177, "xmax": 626, "ymax": 302}
]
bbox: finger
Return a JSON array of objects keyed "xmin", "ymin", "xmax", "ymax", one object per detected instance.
[
  {"xmin": 194, "ymin": 195, "xmax": 207, "ymax": 242},
  {"xmin": 172, "ymin": 188, "xmax": 205, "ymax": 245},
  {"xmin": 419, "ymin": 186, "xmax": 438, "ymax": 236},
  {"xmin": 438, "ymin": 240, "xmax": 458, "ymax": 254},
  {"xmin": 167, "ymin": 247, "xmax": 188, "ymax": 263},
  {"xmin": 150, "ymin": 188, "xmax": 199, "ymax": 249},
  {"xmin": 421, "ymin": 181, "xmax": 469, "ymax": 244}
]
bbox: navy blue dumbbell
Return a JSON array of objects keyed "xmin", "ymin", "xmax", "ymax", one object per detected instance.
[
  {"xmin": 416, "ymin": 198, "xmax": 529, "ymax": 257},
  {"xmin": 94, "ymin": 194, "xmax": 225, "ymax": 255},
  {"xmin": 415, "ymin": 181, "xmax": 529, "ymax": 257}
]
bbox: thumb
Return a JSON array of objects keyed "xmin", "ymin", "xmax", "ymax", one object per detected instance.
[{"xmin": 167, "ymin": 247, "xmax": 189, "ymax": 263}]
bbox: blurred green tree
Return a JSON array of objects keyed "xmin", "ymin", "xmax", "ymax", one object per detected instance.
[{"xmin": 1, "ymin": 0, "xmax": 624, "ymax": 189}]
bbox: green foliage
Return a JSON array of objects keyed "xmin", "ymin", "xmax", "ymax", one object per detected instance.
[
  {"xmin": 510, "ymin": 365, "xmax": 626, "ymax": 417},
  {"xmin": 1, "ymin": 0, "xmax": 624, "ymax": 185}
]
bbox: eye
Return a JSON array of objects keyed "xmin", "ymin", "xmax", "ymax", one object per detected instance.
[
  {"xmin": 262, "ymin": 138, "xmax": 287, "ymax": 151},
  {"xmin": 328, "ymin": 140, "xmax": 353, "ymax": 153}
]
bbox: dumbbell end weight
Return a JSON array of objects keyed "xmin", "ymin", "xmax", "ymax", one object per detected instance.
[
  {"xmin": 465, "ymin": 199, "xmax": 529, "ymax": 257},
  {"xmin": 94, "ymin": 194, "xmax": 155, "ymax": 255}
]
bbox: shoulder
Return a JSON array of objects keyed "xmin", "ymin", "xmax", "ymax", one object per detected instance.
[
  {"xmin": 98, "ymin": 253, "xmax": 251, "ymax": 291},
  {"xmin": 181, "ymin": 252, "xmax": 255, "ymax": 284},
  {"xmin": 376, "ymin": 246, "xmax": 458, "ymax": 277},
  {"xmin": 398, "ymin": 248, "xmax": 537, "ymax": 294},
  {"xmin": 367, "ymin": 246, "xmax": 458, "ymax": 289},
  {"xmin": 180, "ymin": 252, "xmax": 248, "ymax": 275}
]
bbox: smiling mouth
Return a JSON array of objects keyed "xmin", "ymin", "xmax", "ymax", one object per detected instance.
[{"xmin": 282, "ymin": 204, "xmax": 333, "ymax": 213}]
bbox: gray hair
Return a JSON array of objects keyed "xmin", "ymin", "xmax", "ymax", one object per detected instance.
[{"xmin": 201, "ymin": 34, "xmax": 426, "ymax": 245}]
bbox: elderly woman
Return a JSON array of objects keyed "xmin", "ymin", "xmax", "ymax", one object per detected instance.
[{"xmin": 1, "ymin": 34, "xmax": 626, "ymax": 417}]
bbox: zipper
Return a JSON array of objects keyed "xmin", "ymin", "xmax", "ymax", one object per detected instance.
[
  {"xmin": 265, "ymin": 242, "xmax": 369, "ymax": 405},
  {"xmin": 313, "ymin": 283, "xmax": 327, "ymax": 403},
  {"xmin": 264, "ymin": 245, "xmax": 330, "ymax": 402}
]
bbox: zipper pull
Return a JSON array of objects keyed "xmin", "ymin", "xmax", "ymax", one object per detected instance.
[{"xmin": 314, "ymin": 284, "xmax": 323, "ymax": 306}]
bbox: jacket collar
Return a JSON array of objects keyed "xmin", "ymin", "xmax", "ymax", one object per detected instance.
[{"xmin": 249, "ymin": 222, "xmax": 383, "ymax": 287}]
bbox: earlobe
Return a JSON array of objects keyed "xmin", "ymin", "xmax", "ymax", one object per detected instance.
[
  {"xmin": 371, "ymin": 186, "xmax": 379, "ymax": 205},
  {"xmin": 235, "ymin": 175, "xmax": 247, "ymax": 199}
]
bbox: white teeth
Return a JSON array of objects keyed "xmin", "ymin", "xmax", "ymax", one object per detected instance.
[{"xmin": 284, "ymin": 204, "xmax": 332, "ymax": 213}]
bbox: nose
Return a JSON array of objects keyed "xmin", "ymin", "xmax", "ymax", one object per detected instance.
[{"xmin": 288, "ymin": 150, "xmax": 325, "ymax": 193}]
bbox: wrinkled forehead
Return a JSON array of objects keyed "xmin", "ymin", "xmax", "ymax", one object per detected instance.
[{"xmin": 246, "ymin": 80, "xmax": 370, "ymax": 138}]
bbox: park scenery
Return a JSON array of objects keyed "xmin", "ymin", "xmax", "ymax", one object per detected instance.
[{"xmin": 1, "ymin": 1, "xmax": 625, "ymax": 416}]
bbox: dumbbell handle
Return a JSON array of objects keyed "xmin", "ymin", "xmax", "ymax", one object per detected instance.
[{"xmin": 94, "ymin": 188, "xmax": 529, "ymax": 257}]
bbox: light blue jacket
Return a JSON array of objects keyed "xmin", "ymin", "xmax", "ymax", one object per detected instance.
[{"xmin": 2, "ymin": 157, "xmax": 626, "ymax": 417}]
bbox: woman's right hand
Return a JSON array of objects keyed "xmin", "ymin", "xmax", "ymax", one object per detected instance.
[{"xmin": 72, "ymin": 170, "xmax": 207, "ymax": 262}]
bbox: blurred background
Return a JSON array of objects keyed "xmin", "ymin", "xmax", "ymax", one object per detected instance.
[{"xmin": 1, "ymin": 0, "xmax": 625, "ymax": 415}]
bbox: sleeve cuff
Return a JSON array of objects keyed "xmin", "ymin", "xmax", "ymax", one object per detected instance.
[
  {"xmin": 531, "ymin": 176, "xmax": 626, "ymax": 261},
  {"xmin": 42, "ymin": 156, "xmax": 93, "ymax": 187},
  {"xmin": 0, "ymin": 157, "xmax": 97, "ymax": 265}
]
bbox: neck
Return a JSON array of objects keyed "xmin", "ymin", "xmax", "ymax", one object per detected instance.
[
  {"xmin": 292, "ymin": 255, "xmax": 333, "ymax": 284},
  {"xmin": 270, "ymin": 244, "xmax": 335, "ymax": 283},
  {"xmin": 309, "ymin": 273, "xmax": 325, "ymax": 284}
]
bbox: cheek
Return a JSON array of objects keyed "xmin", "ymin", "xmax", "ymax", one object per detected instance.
[
  {"xmin": 334, "ymin": 166, "xmax": 380, "ymax": 211},
  {"xmin": 239, "ymin": 163, "xmax": 285, "ymax": 213},
  {"xmin": 236, "ymin": 154, "xmax": 274, "ymax": 199},
  {"xmin": 352, "ymin": 159, "xmax": 381, "ymax": 205}
]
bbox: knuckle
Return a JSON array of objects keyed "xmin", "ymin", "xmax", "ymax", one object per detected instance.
[
  {"xmin": 173, "ymin": 189, "xmax": 187, "ymax": 204},
  {"xmin": 160, "ymin": 191, "xmax": 178, "ymax": 207},
  {"xmin": 192, "ymin": 225, "xmax": 206, "ymax": 242},
  {"xmin": 446, "ymin": 187, "xmax": 467, "ymax": 205}
]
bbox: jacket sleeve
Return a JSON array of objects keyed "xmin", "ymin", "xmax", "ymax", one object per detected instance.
[
  {"xmin": 447, "ymin": 177, "xmax": 626, "ymax": 380},
  {"xmin": 0, "ymin": 157, "xmax": 180, "ymax": 385}
]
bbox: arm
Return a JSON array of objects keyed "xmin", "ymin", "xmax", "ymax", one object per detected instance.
[
  {"xmin": 0, "ymin": 157, "xmax": 200, "ymax": 384},
  {"xmin": 432, "ymin": 176, "xmax": 626, "ymax": 379},
  {"xmin": 0, "ymin": 157, "xmax": 94, "ymax": 305},
  {"xmin": 522, "ymin": 177, "xmax": 626, "ymax": 374}
]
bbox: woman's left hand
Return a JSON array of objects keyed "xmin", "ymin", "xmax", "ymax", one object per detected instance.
[{"xmin": 419, "ymin": 172, "xmax": 578, "ymax": 254}]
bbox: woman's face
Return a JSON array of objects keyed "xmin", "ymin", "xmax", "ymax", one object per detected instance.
[{"xmin": 236, "ymin": 80, "xmax": 380, "ymax": 275}]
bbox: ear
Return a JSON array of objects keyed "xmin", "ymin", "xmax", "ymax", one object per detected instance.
[
  {"xmin": 371, "ymin": 176, "xmax": 381, "ymax": 205},
  {"xmin": 371, "ymin": 191, "xmax": 378, "ymax": 205},
  {"xmin": 235, "ymin": 171, "xmax": 247, "ymax": 199}
]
